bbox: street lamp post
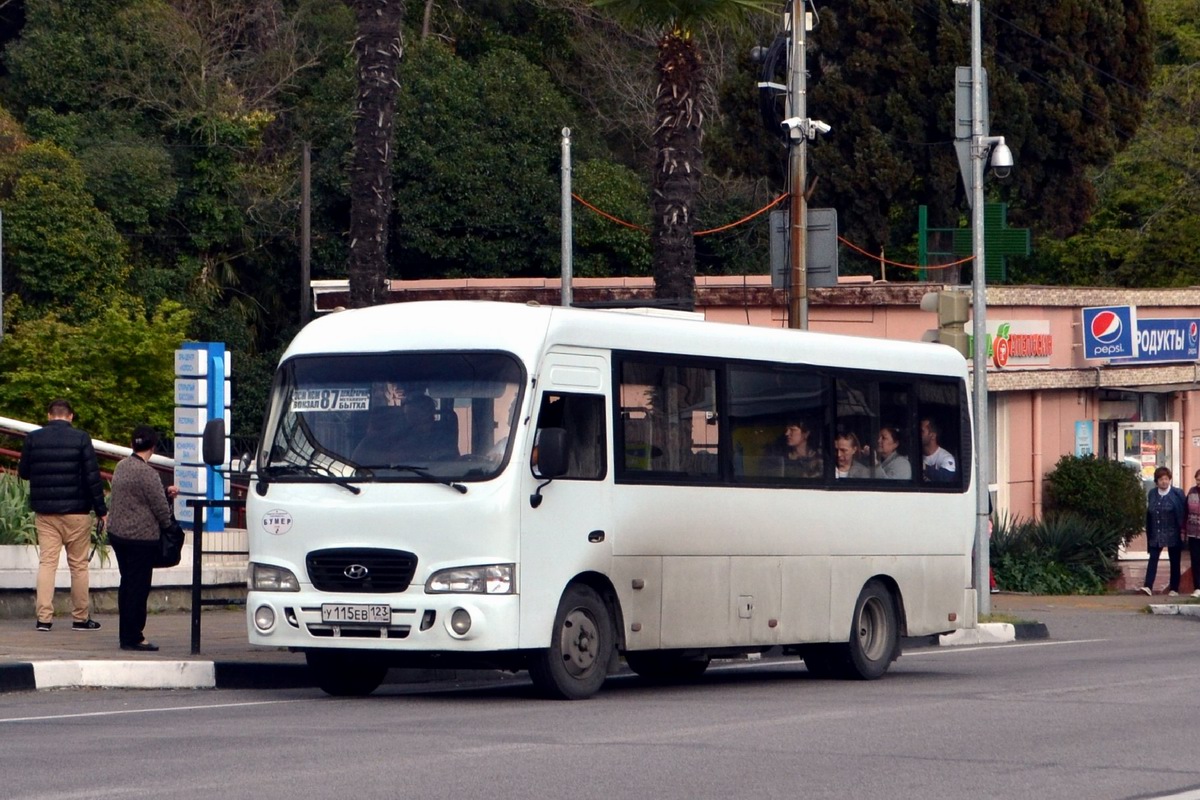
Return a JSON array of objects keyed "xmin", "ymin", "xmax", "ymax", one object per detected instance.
[{"xmin": 969, "ymin": 0, "xmax": 1001, "ymax": 618}]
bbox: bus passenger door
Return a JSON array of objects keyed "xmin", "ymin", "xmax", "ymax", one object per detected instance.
[{"xmin": 518, "ymin": 353, "xmax": 615, "ymax": 650}]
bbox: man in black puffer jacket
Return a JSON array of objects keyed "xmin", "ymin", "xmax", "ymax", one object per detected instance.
[{"xmin": 18, "ymin": 399, "xmax": 108, "ymax": 632}]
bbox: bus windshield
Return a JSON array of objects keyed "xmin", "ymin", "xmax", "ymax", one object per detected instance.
[{"xmin": 260, "ymin": 351, "xmax": 524, "ymax": 484}]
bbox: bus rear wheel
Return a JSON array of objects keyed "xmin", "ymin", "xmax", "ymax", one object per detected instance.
[
  {"xmin": 529, "ymin": 584, "xmax": 614, "ymax": 700},
  {"xmin": 306, "ymin": 650, "xmax": 388, "ymax": 697},
  {"xmin": 845, "ymin": 580, "xmax": 899, "ymax": 680},
  {"xmin": 625, "ymin": 652, "xmax": 710, "ymax": 682},
  {"xmin": 802, "ymin": 581, "xmax": 898, "ymax": 680}
]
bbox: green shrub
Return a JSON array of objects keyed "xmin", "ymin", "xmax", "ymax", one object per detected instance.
[
  {"xmin": 1044, "ymin": 455, "xmax": 1145, "ymax": 548},
  {"xmin": 991, "ymin": 511, "xmax": 1115, "ymax": 595},
  {"xmin": 0, "ymin": 473, "xmax": 108, "ymax": 560},
  {"xmin": 0, "ymin": 472, "xmax": 36, "ymax": 545}
]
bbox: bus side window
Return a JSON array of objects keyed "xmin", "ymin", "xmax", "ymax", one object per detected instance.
[
  {"xmin": 534, "ymin": 393, "xmax": 606, "ymax": 480},
  {"xmin": 618, "ymin": 360, "xmax": 719, "ymax": 479},
  {"xmin": 916, "ymin": 380, "xmax": 964, "ymax": 487}
]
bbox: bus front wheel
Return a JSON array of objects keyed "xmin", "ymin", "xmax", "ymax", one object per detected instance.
[
  {"xmin": 846, "ymin": 580, "xmax": 899, "ymax": 680},
  {"xmin": 306, "ymin": 650, "xmax": 388, "ymax": 697},
  {"xmin": 529, "ymin": 584, "xmax": 614, "ymax": 700}
]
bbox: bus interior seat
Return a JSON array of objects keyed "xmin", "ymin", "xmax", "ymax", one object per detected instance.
[{"xmin": 434, "ymin": 403, "xmax": 460, "ymax": 456}]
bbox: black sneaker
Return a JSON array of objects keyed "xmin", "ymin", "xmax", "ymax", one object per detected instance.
[
  {"xmin": 72, "ymin": 618, "xmax": 101, "ymax": 631},
  {"xmin": 35, "ymin": 621, "xmax": 52, "ymax": 632}
]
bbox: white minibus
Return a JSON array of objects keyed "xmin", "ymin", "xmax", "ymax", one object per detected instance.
[{"xmin": 226, "ymin": 300, "xmax": 976, "ymax": 698}]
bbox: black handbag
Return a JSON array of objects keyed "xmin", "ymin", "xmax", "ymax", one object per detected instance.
[{"xmin": 155, "ymin": 520, "xmax": 185, "ymax": 568}]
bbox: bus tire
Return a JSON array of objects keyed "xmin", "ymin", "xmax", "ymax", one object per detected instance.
[
  {"xmin": 845, "ymin": 580, "xmax": 899, "ymax": 680},
  {"xmin": 306, "ymin": 650, "xmax": 388, "ymax": 697},
  {"xmin": 529, "ymin": 584, "xmax": 613, "ymax": 700},
  {"xmin": 626, "ymin": 652, "xmax": 710, "ymax": 682}
]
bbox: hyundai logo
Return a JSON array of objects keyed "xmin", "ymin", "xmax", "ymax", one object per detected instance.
[{"xmin": 344, "ymin": 564, "xmax": 370, "ymax": 580}]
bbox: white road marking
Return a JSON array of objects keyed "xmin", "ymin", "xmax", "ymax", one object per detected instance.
[{"xmin": 0, "ymin": 698, "xmax": 305, "ymax": 724}]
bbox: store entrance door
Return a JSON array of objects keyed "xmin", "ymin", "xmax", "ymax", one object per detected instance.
[{"xmin": 1117, "ymin": 422, "xmax": 1180, "ymax": 493}]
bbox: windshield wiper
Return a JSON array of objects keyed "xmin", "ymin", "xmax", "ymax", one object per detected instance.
[
  {"xmin": 360, "ymin": 463, "xmax": 468, "ymax": 494},
  {"xmin": 265, "ymin": 462, "xmax": 363, "ymax": 495}
]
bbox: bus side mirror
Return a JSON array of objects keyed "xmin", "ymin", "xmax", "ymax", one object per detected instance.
[
  {"xmin": 535, "ymin": 428, "xmax": 568, "ymax": 479},
  {"xmin": 530, "ymin": 428, "xmax": 568, "ymax": 508},
  {"xmin": 202, "ymin": 419, "xmax": 226, "ymax": 467}
]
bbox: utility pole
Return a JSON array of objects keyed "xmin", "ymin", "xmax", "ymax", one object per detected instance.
[
  {"xmin": 561, "ymin": 127, "xmax": 573, "ymax": 308},
  {"xmin": 787, "ymin": 0, "xmax": 808, "ymax": 330},
  {"xmin": 300, "ymin": 141, "xmax": 312, "ymax": 326},
  {"xmin": 969, "ymin": 0, "xmax": 991, "ymax": 617}
]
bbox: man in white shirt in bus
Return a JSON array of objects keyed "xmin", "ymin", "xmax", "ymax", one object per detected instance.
[{"xmin": 920, "ymin": 417, "xmax": 957, "ymax": 482}]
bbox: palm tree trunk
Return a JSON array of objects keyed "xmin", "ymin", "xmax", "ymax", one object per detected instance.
[
  {"xmin": 347, "ymin": 0, "xmax": 405, "ymax": 309},
  {"xmin": 651, "ymin": 30, "xmax": 703, "ymax": 311}
]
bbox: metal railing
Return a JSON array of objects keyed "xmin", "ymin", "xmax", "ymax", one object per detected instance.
[{"xmin": 186, "ymin": 498, "xmax": 249, "ymax": 654}]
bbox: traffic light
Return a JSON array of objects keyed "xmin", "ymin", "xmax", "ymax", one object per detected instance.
[{"xmin": 921, "ymin": 290, "xmax": 971, "ymax": 358}]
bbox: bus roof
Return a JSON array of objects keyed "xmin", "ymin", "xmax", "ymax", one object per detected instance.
[{"xmin": 283, "ymin": 300, "xmax": 968, "ymax": 379}]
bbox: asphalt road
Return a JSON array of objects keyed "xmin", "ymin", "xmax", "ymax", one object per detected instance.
[{"xmin": 4, "ymin": 607, "xmax": 1200, "ymax": 800}]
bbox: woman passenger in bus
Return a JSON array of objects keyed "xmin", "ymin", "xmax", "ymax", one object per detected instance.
[
  {"xmin": 780, "ymin": 418, "xmax": 822, "ymax": 479},
  {"xmin": 833, "ymin": 432, "xmax": 871, "ymax": 479},
  {"xmin": 875, "ymin": 425, "xmax": 911, "ymax": 480}
]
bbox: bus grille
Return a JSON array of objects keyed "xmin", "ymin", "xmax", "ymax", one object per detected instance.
[{"xmin": 306, "ymin": 548, "xmax": 418, "ymax": 593}]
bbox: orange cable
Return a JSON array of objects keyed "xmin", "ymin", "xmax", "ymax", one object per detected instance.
[
  {"xmin": 571, "ymin": 193, "xmax": 648, "ymax": 232},
  {"xmin": 837, "ymin": 235, "xmax": 974, "ymax": 271},
  {"xmin": 570, "ymin": 193, "xmax": 788, "ymax": 236},
  {"xmin": 694, "ymin": 194, "xmax": 788, "ymax": 235},
  {"xmin": 571, "ymin": 192, "xmax": 975, "ymax": 272}
]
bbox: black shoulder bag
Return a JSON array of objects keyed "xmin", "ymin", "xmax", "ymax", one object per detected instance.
[{"xmin": 155, "ymin": 519, "xmax": 185, "ymax": 568}]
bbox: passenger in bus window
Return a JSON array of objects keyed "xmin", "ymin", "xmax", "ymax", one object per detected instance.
[
  {"xmin": 780, "ymin": 418, "xmax": 822, "ymax": 479},
  {"xmin": 833, "ymin": 432, "xmax": 870, "ymax": 479},
  {"xmin": 351, "ymin": 403, "xmax": 406, "ymax": 465},
  {"xmin": 919, "ymin": 417, "xmax": 957, "ymax": 482},
  {"xmin": 400, "ymin": 394, "xmax": 458, "ymax": 460},
  {"xmin": 876, "ymin": 425, "xmax": 912, "ymax": 480}
]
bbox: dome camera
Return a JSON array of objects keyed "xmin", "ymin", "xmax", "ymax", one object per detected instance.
[{"xmin": 990, "ymin": 142, "xmax": 1013, "ymax": 179}]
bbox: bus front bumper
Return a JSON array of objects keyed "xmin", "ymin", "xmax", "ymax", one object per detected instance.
[{"xmin": 245, "ymin": 591, "xmax": 522, "ymax": 652}]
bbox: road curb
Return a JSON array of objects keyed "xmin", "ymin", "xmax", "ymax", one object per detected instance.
[
  {"xmin": 0, "ymin": 662, "xmax": 36, "ymax": 692},
  {"xmin": 0, "ymin": 660, "xmax": 312, "ymax": 693},
  {"xmin": 938, "ymin": 621, "xmax": 1049, "ymax": 647},
  {"xmin": 1147, "ymin": 604, "xmax": 1200, "ymax": 617}
]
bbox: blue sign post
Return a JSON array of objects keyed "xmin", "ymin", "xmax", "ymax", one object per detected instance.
[{"xmin": 174, "ymin": 342, "xmax": 230, "ymax": 532}]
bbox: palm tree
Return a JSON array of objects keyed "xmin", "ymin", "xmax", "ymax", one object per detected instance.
[
  {"xmin": 593, "ymin": 0, "xmax": 773, "ymax": 310},
  {"xmin": 347, "ymin": 0, "xmax": 406, "ymax": 309}
]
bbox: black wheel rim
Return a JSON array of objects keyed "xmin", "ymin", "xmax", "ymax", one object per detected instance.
[{"xmin": 559, "ymin": 606, "xmax": 600, "ymax": 677}]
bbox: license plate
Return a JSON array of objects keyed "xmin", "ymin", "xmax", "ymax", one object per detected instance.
[{"xmin": 321, "ymin": 604, "xmax": 391, "ymax": 624}]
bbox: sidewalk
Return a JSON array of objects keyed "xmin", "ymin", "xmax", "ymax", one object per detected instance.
[
  {"xmin": 0, "ymin": 608, "xmax": 312, "ymax": 693},
  {"xmin": 1, "ymin": 592, "xmax": 1195, "ymax": 693}
]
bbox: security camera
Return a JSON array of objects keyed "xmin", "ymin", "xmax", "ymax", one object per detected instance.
[
  {"xmin": 810, "ymin": 119, "xmax": 832, "ymax": 135},
  {"xmin": 989, "ymin": 141, "xmax": 1013, "ymax": 179},
  {"xmin": 781, "ymin": 117, "xmax": 804, "ymax": 132}
]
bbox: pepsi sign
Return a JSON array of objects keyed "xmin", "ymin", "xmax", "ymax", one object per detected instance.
[
  {"xmin": 1113, "ymin": 317, "xmax": 1200, "ymax": 364},
  {"xmin": 1081, "ymin": 306, "xmax": 1136, "ymax": 359}
]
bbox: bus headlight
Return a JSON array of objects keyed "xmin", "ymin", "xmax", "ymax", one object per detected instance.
[
  {"xmin": 250, "ymin": 563, "xmax": 300, "ymax": 592},
  {"xmin": 253, "ymin": 605, "xmax": 276, "ymax": 632},
  {"xmin": 425, "ymin": 564, "xmax": 515, "ymax": 594}
]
